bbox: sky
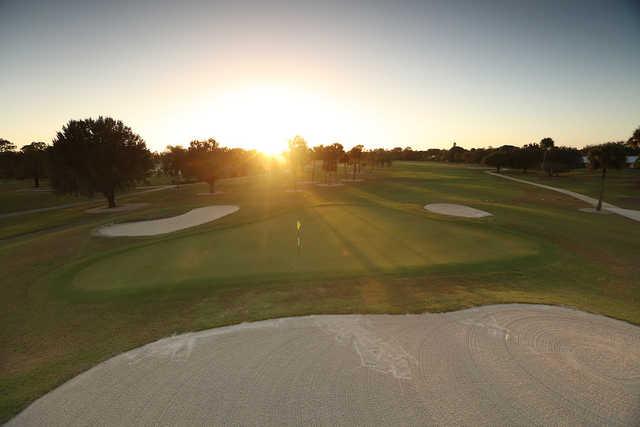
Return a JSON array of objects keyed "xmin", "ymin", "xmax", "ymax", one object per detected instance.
[{"xmin": 1, "ymin": 0, "xmax": 639, "ymax": 153}]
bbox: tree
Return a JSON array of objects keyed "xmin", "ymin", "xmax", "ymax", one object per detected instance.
[
  {"xmin": 447, "ymin": 142, "xmax": 466, "ymax": 163},
  {"xmin": 50, "ymin": 117, "xmax": 152, "ymax": 208},
  {"xmin": 21, "ymin": 141, "xmax": 48, "ymax": 187},
  {"xmin": 322, "ymin": 143, "xmax": 343, "ymax": 184},
  {"xmin": 187, "ymin": 138, "xmax": 228, "ymax": 194},
  {"xmin": 628, "ymin": 126, "xmax": 640, "ymax": 148},
  {"xmin": 539, "ymin": 137, "xmax": 554, "ymax": 150},
  {"xmin": 511, "ymin": 144, "xmax": 542, "ymax": 173},
  {"xmin": 463, "ymin": 148, "xmax": 491, "ymax": 164},
  {"xmin": 310, "ymin": 145, "xmax": 324, "ymax": 183},
  {"xmin": 161, "ymin": 145, "xmax": 189, "ymax": 183},
  {"xmin": 287, "ymin": 135, "xmax": 308, "ymax": 190},
  {"xmin": 348, "ymin": 145, "xmax": 364, "ymax": 180},
  {"xmin": 587, "ymin": 142, "xmax": 628, "ymax": 211},
  {"xmin": 0, "ymin": 138, "xmax": 16, "ymax": 153},
  {"xmin": 0, "ymin": 138, "xmax": 18, "ymax": 178},
  {"xmin": 482, "ymin": 150, "xmax": 510, "ymax": 172},
  {"xmin": 539, "ymin": 137, "xmax": 555, "ymax": 172},
  {"xmin": 543, "ymin": 147, "xmax": 582, "ymax": 176}
]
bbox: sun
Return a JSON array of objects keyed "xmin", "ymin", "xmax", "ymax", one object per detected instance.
[
  {"xmin": 212, "ymin": 86, "xmax": 300, "ymax": 154},
  {"xmin": 211, "ymin": 85, "xmax": 345, "ymax": 154},
  {"xmin": 166, "ymin": 84, "xmax": 349, "ymax": 154}
]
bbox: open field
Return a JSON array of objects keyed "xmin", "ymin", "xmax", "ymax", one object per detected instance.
[{"xmin": 1, "ymin": 161, "xmax": 639, "ymax": 422}]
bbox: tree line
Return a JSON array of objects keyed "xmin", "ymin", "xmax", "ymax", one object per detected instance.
[
  {"xmin": 1, "ymin": 117, "xmax": 638, "ymax": 209},
  {"xmin": 380, "ymin": 131, "xmax": 639, "ymax": 175}
]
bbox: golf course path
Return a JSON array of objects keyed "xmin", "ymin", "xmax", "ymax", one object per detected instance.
[
  {"xmin": 9, "ymin": 304, "xmax": 640, "ymax": 426},
  {"xmin": 487, "ymin": 171, "xmax": 640, "ymax": 222}
]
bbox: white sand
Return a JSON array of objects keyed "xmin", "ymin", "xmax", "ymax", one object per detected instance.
[
  {"xmin": 9, "ymin": 304, "xmax": 640, "ymax": 426},
  {"xmin": 85, "ymin": 203, "xmax": 149, "ymax": 214},
  {"xmin": 424, "ymin": 203, "xmax": 492, "ymax": 218},
  {"xmin": 96, "ymin": 205, "xmax": 239, "ymax": 237}
]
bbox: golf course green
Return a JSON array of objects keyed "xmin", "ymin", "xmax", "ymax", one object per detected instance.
[{"xmin": 1, "ymin": 161, "xmax": 639, "ymax": 422}]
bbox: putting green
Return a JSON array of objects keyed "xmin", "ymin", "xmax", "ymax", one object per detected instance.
[{"xmin": 72, "ymin": 204, "xmax": 537, "ymax": 291}]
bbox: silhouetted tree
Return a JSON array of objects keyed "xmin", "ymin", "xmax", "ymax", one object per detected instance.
[
  {"xmin": 50, "ymin": 117, "xmax": 152, "ymax": 208},
  {"xmin": 447, "ymin": 142, "xmax": 466, "ymax": 162},
  {"xmin": 587, "ymin": 142, "xmax": 628, "ymax": 211},
  {"xmin": 0, "ymin": 138, "xmax": 18, "ymax": 178},
  {"xmin": 483, "ymin": 150, "xmax": 510, "ymax": 172},
  {"xmin": 187, "ymin": 138, "xmax": 229, "ymax": 194},
  {"xmin": 21, "ymin": 141, "xmax": 48, "ymax": 187},
  {"xmin": 539, "ymin": 138, "xmax": 554, "ymax": 149},
  {"xmin": 543, "ymin": 147, "xmax": 582, "ymax": 176},
  {"xmin": 539, "ymin": 137, "xmax": 555, "ymax": 172},
  {"xmin": 310, "ymin": 145, "xmax": 324, "ymax": 183},
  {"xmin": 322, "ymin": 143, "xmax": 343, "ymax": 184},
  {"xmin": 161, "ymin": 145, "xmax": 190, "ymax": 183},
  {"xmin": 348, "ymin": 145, "xmax": 364, "ymax": 180},
  {"xmin": 511, "ymin": 144, "xmax": 542, "ymax": 173},
  {"xmin": 463, "ymin": 148, "xmax": 491, "ymax": 164},
  {"xmin": 0, "ymin": 138, "xmax": 15, "ymax": 153},
  {"xmin": 628, "ymin": 126, "xmax": 640, "ymax": 148}
]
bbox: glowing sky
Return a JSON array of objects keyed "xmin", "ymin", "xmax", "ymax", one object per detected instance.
[{"xmin": 1, "ymin": 0, "xmax": 639, "ymax": 153}]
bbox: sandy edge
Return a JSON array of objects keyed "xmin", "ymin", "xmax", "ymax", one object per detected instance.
[
  {"xmin": 424, "ymin": 203, "xmax": 492, "ymax": 218},
  {"xmin": 96, "ymin": 205, "xmax": 239, "ymax": 237}
]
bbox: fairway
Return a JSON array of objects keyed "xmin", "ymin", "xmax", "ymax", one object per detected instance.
[{"xmin": 1, "ymin": 162, "xmax": 639, "ymax": 422}]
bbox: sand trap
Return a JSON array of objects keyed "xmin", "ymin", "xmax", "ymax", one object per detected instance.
[
  {"xmin": 341, "ymin": 178, "xmax": 364, "ymax": 182},
  {"xmin": 96, "ymin": 205, "xmax": 238, "ymax": 237},
  {"xmin": 85, "ymin": 203, "xmax": 149, "ymax": 214},
  {"xmin": 424, "ymin": 203, "xmax": 492, "ymax": 218},
  {"xmin": 285, "ymin": 189, "xmax": 305, "ymax": 193},
  {"xmin": 9, "ymin": 304, "xmax": 639, "ymax": 426}
]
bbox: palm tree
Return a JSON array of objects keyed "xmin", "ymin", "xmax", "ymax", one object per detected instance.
[
  {"xmin": 587, "ymin": 142, "xmax": 628, "ymax": 211},
  {"xmin": 628, "ymin": 126, "xmax": 640, "ymax": 148},
  {"xmin": 539, "ymin": 137, "xmax": 555, "ymax": 174},
  {"xmin": 348, "ymin": 145, "xmax": 364, "ymax": 180}
]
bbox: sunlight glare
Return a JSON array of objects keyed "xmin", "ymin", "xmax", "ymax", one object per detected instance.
[{"xmin": 173, "ymin": 85, "xmax": 354, "ymax": 154}]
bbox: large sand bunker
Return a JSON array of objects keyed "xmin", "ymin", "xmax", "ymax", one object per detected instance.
[
  {"xmin": 9, "ymin": 304, "xmax": 640, "ymax": 426},
  {"xmin": 96, "ymin": 205, "xmax": 239, "ymax": 237},
  {"xmin": 425, "ymin": 203, "xmax": 492, "ymax": 218}
]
